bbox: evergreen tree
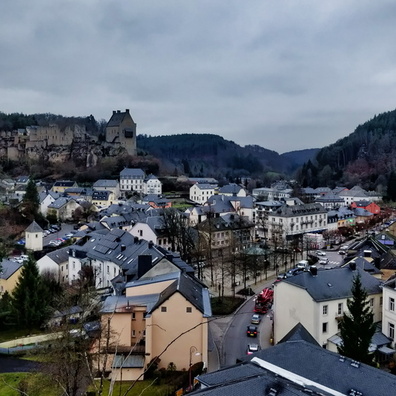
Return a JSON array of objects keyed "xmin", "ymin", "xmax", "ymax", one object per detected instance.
[
  {"xmin": 337, "ymin": 273, "xmax": 376, "ymax": 365},
  {"xmin": 387, "ymin": 171, "xmax": 396, "ymax": 201},
  {"xmin": 20, "ymin": 178, "xmax": 40, "ymax": 220},
  {"xmin": 11, "ymin": 257, "xmax": 48, "ymax": 330}
]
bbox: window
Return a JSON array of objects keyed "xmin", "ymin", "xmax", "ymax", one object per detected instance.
[
  {"xmin": 389, "ymin": 323, "xmax": 395, "ymax": 340},
  {"xmin": 132, "ymin": 313, "xmax": 136, "ymax": 320},
  {"xmin": 390, "ymin": 297, "xmax": 395, "ymax": 312},
  {"xmin": 186, "ymin": 307, "xmax": 192, "ymax": 313},
  {"xmin": 337, "ymin": 303, "xmax": 343, "ymax": 315},
  {"xmin": 161, "ymin": 307, "xmax": 167, "ymax": 312},
  {"xmin": 322, "ymin": 322, "xmax": 328, "ymax": 333},
  {"xmin": 323, "ymin": 305, "xmax": 328, "ymax": 315},
  {"xmin": 132, "ymin": 330, "xmax": 136, "ymax": 337},
  {"xmin": 107, "ymin": 265, "xmax": 109, "ymax": 274},
  {"xmin": 369, "ymin": 298, "xmax": 374, "ymax": 307}
]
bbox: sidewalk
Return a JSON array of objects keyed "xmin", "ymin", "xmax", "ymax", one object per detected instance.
[{"xmin": 207, "ymin": 267, "xmax": 278, "ymax": 372}]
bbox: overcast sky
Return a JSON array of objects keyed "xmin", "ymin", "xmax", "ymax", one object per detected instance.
[{"xmin": 1, "ymin": 1, "xmax": 396, "ymax": 153}]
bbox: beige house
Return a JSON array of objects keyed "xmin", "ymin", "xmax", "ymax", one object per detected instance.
[
  {"xmin": 47, "ymin": 197, "xmax": 83, "ymax": 222},
  {"xmin": 51, "ymin": 180, "xmax": 78, "ymax": 193},
  {"xmin": 273, "ymin": 265, "xmax": 383, "ymax": 351},
  {"xmin": 25, "ymin": 221, "xmax": 43, "ymax": 251},
  {"xmin": 92, "ymin": 180, "xmax": 120, "ymax": 200},
  {"xmin": 0, "ymin": 259, "xmax": 23, "ymax": 296},
  {"xmin": 99, "ymin": 271, "xmax": 211, "ymax": 381}
]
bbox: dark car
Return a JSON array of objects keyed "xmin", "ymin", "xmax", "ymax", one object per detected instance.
[{"xmin": 246, "ymin": 325, "xmax": 258, "ymax": 337}]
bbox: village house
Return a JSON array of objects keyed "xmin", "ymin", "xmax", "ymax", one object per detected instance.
[
  {"xmin": 120, "ymin": 168, "xmax": 145, "ymax": 194},
  {"xmin": 51, "ymin": 180, "xmax": 78, "ymax": 194},
  {"xmin": 0, "ymin": 259, "xmax": 23, "ymax": 296},
  {"xmin": 142, "ymin": 174, "xmax": 162, "ymax": 195},
  {"xmin": 351, "ymin": 200, "xmax": 381, "ymax": 215},
  {"xmin": 273, "ymin": 265, "xmax": 383, "ymax": 352},
  {"xmin": 99, "ymin": 270, "xmax": 211, "ymax": 381},
  {"xmin": 189, "ymin": 183, "xmax": 217, "ymax": 204},
  {"xmin": 47, "ymin": 197, "xmax": 83, "ymax": 222},
  {"xmin": 92, "ymin": 179, "xmax": 120, "ymax": 200}
]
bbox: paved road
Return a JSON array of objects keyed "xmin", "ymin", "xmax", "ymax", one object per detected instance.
[{"xmin": 0, "ymin": 355, "xmax": 42, "ymax": 373}]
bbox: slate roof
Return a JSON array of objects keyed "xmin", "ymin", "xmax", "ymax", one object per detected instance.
[
  {"xmin": 149, "ymin": 272, "xmax": 212, "ymax": 317},
  {"xmin": 92, "ymin": 190, "xmax": 111, "ymax": 200},
  {"xmin": 25, "ymin": 221, "xmax": 43, "ymax": 233},
  {"xmin": 218, "ymin": 183, "xmax": 244, "ymax": 194},
  {"xmin": 281, "ymin": 266, "xmax": 382, "ymax": 302},
  {"xmin": 193, "ymin": 183, "xmax": 216, "ymax": 190},
  {"xmin": 93, "ymin": 179, "xmax": 119, "ymax": 188},
  {"xmin": 48, "ymin": 197, "xmax": 73, "ymax": 209},
  {"xmin": 120, "ymin": 168, "xmax": 145, "ymax": 178},
  {"xmin": 197, "ymin": 339, "xmax": 396, "ymax": 395},
  {"xmin": 278, "ymin": 323, "xmax": 320, "ymax": 346},
  {"xmin": 53, "ymin": 180, "xmax": 76, "ymax": 188},
  {"xmin": 46, "ymin": 247, "xmax": 70, "ymax": 264},
  {"xmin": 269, "ymin": 202, "xmax": 327, "ymax": 217},
  {"xmin": 341, "ymin": 257, "xmax": 381, "ymax": 275},
  {"xmin": 106, "ymin": 109, "xmax": 135, "ymax": 127},
  {"xmin": 0, "ymin": 259, "xmax": 23, "ymax": 280}
]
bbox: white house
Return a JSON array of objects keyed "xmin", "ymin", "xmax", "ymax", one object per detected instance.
[
  {"xmin": 382, "ymin": 276, "xmax": 396, "ymax": 349},
  {"xmin": 39, "ymin": 190, "xmax": 61, "ymax": 217},
  {"xmin": 143, "ymin": 174, "xmax": 162, "ymax": 195},
  {"xmin": 189, "ymin": 183, "xmax": 217, "ymax": 204},
  {"xmin": 36, "ymin": 246, "xmax": 70, "ymax": 282},
  {"xmin": 267, "ymin": 199, "xmax": 328, "ymax": 241},
  {"xmin": 129, "ymin": 216, "xmax": 171, "ymax": 250},
  {"xmin": 273, "ymin": 264, "xmax": 383, "ymax": 351},
  {"xmin": 119, "ymin": 168, "xmax": 145, "ymax": 193}
]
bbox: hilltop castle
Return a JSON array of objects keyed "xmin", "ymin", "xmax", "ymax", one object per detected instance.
[{"xmin": 0, "ymin": 109, "xmax": 137, "ymax": 165}]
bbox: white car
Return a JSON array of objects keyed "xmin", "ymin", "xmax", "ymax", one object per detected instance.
[
  {"xmin": 319, "ymin": 258, "xmax": 329, "ymax": 265},
  {"xmin": 316, "ymin": 251, "xmax": 326, "ymax": 256}
]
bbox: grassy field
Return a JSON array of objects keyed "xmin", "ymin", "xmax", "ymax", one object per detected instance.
[{"xmin": 0, "ymin": 373, "xmax": 60, "ymax": 396}]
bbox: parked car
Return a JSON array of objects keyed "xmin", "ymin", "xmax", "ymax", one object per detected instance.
[
  {"xmin": 247, "ymin": 343, "xmax": 260, "ymax": 355},
  {"xmin": 316, "ymin": 250, "xmax": 326, "ymax": 256},
  {"xmin": 251, "ymin": 314, "xmax": 261, "ymax": 324},
  {"xmin": 246, "ymin": 325, "xmax": 258, "ymax": 337}
]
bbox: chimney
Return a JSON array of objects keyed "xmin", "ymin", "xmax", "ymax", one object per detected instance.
[
  {"xmin": 121, "ymin": 244, "xmax": 126, "ymax": 251},
  {"xmin": 113, "ymin": 110, "xmax": 116, "ymax": 115},
  {"xmin": 125, "ymin": 109, "xmax": 129, "ymax": 113},
  {"xmin": 138, "ymin": 255, "xmax": 152, "ymax": 278},
  {"xmin": 148, "ymin": 240, "xmax": 154, "ymax": 249},
  {"xmin": 349, "ymin": 261, "xmax": 357, "ymax": 271},
  {"xmin": 117, "ymin": 110, "xmax": 121, "ymax": 113},
  {"xmin": 310, "ymin": 266, "xmax": 318, "ymax": 276},
  {"xmin": 134, "ymin": 236, "xmax": 139, "ymax": 243}
]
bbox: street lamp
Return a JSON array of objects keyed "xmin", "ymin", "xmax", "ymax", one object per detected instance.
[{"xmin": 189, "ymin": 346, "xmax": 201, "ymax": 391}]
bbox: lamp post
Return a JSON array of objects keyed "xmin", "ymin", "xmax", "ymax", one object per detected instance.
[{"xmin": 189, "ymin": 346, "xmax": 200, "ymax": 391}]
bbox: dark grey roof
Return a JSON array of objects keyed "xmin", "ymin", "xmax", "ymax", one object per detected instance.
[
  {"xmin": 92, "ymin": 190, "xmax": 111, "ymax": 200},
  {"xmin": 53, "ymin": 180, "xmax": 76, "ymax": 187},
  {"xmin": 25, "ymin": 221, "xmax": 43, "ymax": 233},
  {"xmin": 341, "ymin": 257, "xmax": 381, "ymax": 274},
  {"xmin": 282, "ymin": 267, "xmax": 382, "ymax": 302},
  {"xmin": 46, "ymin": 246, "xmax": 70, "ymax": 264},
  {"xmin": 197, "ymin": 340, "xmax": 396, "ymax": 396},
  {"xmin": 120, "ymin": 168, "xmax": 145, "ymax": 177},
  {"xmin": 270, "ymin": 202, "xmax": 327, "ymax": 217},
  {"xmin": 278, "ymin": 323, "xmax": 320, "ymax": 346},
  {"xmin": 0, "ymin": 259, "xmax": 23, "ymax": 280},
  {"xmin": 48, "ymin": 197, "xmax": 74, "ymax": 209},
  {"xmin": 93, "ymin": 179, "xmax": 119, "ymax": 188},
  {"xmin": 106, "ymin": 109, "xmax": 135, "ymax": 127},
  {"xmin": 149, "ymin": 272, "xmax": 211, "ymax": 317}
]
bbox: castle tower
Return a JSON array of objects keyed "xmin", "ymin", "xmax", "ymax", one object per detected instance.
[{"xmin": 105, "ymin": 109, "xmax": 137, "ymax": 156}]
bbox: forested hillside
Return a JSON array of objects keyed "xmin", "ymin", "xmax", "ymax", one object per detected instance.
[
  {"xmin": 298, "ymin": 109, "xmax": 396, "ymax": 193},
  {"xmin": 137, "ymin": 134, "xmax": 314, "ymax": 180}
]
